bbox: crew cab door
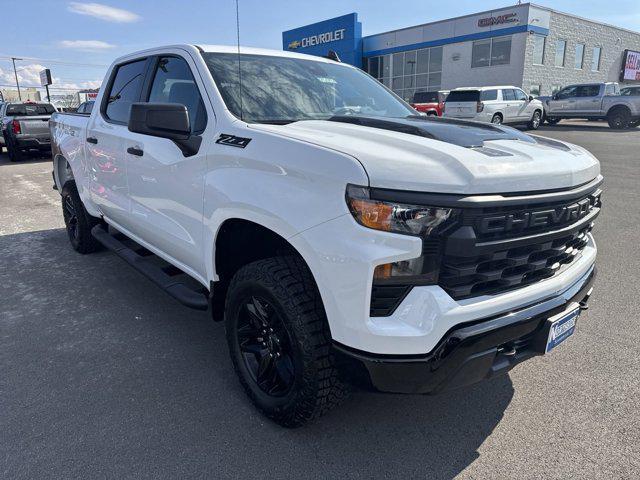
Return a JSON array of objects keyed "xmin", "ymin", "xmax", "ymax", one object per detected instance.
[
  {"xmin": 123, "ymin": 53, "xmax": 213, "ymax": 277},
  {"xmin": 547, "ymin": 86, "xmax": 578, "ymax": 116},
  {"xmin": 574, "ymin": 84, "xmax": 602, "ymax": 115},
  {"xmin": 87, "ymin": 57, "xmax": 150, "ymax": 227}
]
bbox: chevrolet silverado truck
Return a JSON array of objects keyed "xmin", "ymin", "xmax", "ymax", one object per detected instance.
[
  {"xmin": 1, "ymin": 101, "xmax": 56, "ymax": 161},
  {"xmin": 540, "ymin": 82, "xmax": 640, "ymax": 129},
  {"xmin": 50, "ymin": 45, "xmax": 602, "ymax": 427}
]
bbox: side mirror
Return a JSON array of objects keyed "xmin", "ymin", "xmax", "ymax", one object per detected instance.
[
  {"xmin": 128, "ymin": 102, "xmax": 201, "ymax": 156},
  {"xmin": 528, "ymin": 95, "xmax": 534, "ymax": 102}
]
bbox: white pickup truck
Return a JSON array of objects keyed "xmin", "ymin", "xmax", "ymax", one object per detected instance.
[{"xmin": 50, "ymin": 45, "xmax": 602, "ymax": 427}]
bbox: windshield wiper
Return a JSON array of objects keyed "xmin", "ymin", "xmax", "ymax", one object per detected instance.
[{"xmin": 250, "ymin": 119, "xmax": 299, "ymax": 125}]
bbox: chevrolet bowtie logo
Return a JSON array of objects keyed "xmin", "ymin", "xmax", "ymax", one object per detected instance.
[{"xmin": 288, "ymin": 40, "xmax": 301, "ymax": 50}]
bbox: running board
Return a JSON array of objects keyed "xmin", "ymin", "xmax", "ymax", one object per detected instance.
[{"xmin": 91, "ymin": 225, "xmax": 209, "ymax": 310}]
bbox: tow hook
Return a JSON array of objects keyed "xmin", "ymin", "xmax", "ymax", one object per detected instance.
[{"xmin": 579, "ymin": 287, "xmax": 594, "ymax": 311}]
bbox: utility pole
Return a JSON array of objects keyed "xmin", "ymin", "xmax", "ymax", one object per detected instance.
[{"xmin": 11, "ymin": 57, "xmax": 22, "ymax": 101}]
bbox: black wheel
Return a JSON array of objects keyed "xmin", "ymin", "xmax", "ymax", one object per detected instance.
[
  {"xmin": 225, "ymin": 256, "xmax": 348, "ymax": 428},
  {"xmin": 546, "ymin": 117, "xmax": 561, "ymax": 125},
  {"xmin": 607, "ymin": 107, "xmax": 631, "ymax": 129},
  {"xmin": 528, "ymin": 110, "xmax": 542, "ymax": 130},
  {"xmin": 6, "ymin": 138, "xmax": 23, "ymax": 162},
  {"xmin": 491, "ymin": 113, "xmax": 503, "ymax": 125},
  {"xmin": 61, "ymin": 181, "xmax": 101, "ymax": 254},
  {"xmin": 630, "ymin": 120, "xmax": 640, "ymax": 128}
]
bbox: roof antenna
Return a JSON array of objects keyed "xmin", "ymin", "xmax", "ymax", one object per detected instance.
[{"xmin": 235, "ymin": 0, "xmax": 244, "ymax": 121}]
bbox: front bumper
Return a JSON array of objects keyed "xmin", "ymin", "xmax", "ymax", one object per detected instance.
[{"xmin": 334, "ymin": 265, "xmax": 595, "ymax": 394}]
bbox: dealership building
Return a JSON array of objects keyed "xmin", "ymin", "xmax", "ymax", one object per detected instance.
[{"xmin": 282, "ymin": 3, "xmax": 640, "ymax": 102}]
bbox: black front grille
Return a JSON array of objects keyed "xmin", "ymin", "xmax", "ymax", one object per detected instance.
[
  {"xmin": 440, "ymin": 224, "xmax": 592, "ymax": 299},
  {"xmin": 438, "ymin": 185, "xmax": 601, "ymax": 300}
]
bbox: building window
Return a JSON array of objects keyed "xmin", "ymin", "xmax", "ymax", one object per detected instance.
[
  {"xmin": 591, "ymin": 46, "xmax": 602, "ymax": 71},
  {"xmin": 530, "ymin": 84, "xmax": 541, "ymax": 96},
  {"xmin": 532, "ymin": 34, "xmax": 545, "ymax": 65},
  {"xmin": 574, "ymin": 44, "xmax": 585, "ymax": 69},
  {"xmin": 555, "ymin": 40, "xmax": 566, "ymax": 67},
  {"xmin": 551, "ymin": 84, "xmax": 563, "ymax": 94},
  {"xmin": 372, "ymin": 46, "xmax": 442, "ymax": 102},
  {"xmin": 472, "ymin": 36, "xmax": 511, "ymax": 68}
]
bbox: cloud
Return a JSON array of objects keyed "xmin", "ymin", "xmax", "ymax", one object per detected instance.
[
  {"xmin": 59, "ymin": 40, "xmax": 116, "ymax": 51},
  {"xmin": 0, "ymin": 63, "xmax": 101, "ymax": 91},
  {"xmin": 67, "ymin": 2, "xmax": 140, "ymax": 23}
]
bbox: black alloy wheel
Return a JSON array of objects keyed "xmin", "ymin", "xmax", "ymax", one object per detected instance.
[{"xmin": 236, "ymin": 295, "xmax": 295, "ymax": 397}]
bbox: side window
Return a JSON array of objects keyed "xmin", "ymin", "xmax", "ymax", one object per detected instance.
[
  {"xmin": 514, "ymin": 89, "xmax": 528, "ymax": 101},
  {"xmin": 502, "ymin": 89, "xmax": 515, "ymax": 101},
  {"xmin": 148, "ymin": 56, "xmax": 207, "ymax": 134},
  {"xmin": 480, "ymin": 89, "xmax": 498, "ymax": 101},
  {"xmin": 576, "ymin": 85, "xmax": 600, "ymax": 97},
  {"xmin": 104, "ymin": 59, "xmax": 147, "ymax": 123},
  {"xmin": 604, "ymin": 84, "xmax": 617, "ymax": 96},
  {"xmin": 556, "ymin": 86, "xmax": 577, "ymax": 99}
]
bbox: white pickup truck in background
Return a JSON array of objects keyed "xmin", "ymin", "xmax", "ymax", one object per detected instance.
[{"xmin": 50, "ymin": 44, "xmax": 602, "ymax": 427}]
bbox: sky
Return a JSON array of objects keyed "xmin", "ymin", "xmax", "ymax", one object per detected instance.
[{"xmin": 1, "ymin": 0, "xmax": 639, "ymax": 94}]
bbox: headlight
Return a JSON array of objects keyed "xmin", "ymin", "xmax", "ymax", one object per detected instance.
[
  {"xmin": 346, "ymin": 185, "xmax": 458, "ymax": 287},
  {"xmin": 346, "ymin": 184, "xmax": 455, "ymax": 236}
]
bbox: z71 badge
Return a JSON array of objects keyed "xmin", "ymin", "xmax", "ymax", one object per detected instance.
[{"xmin": 216, "ymin": 134, "xmax": 252, "ymax": 148}]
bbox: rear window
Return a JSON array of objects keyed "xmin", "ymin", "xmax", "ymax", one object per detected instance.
[
  {"xmin": 6, "ymin": 103, "xmax": 55, "ymax": 115},
  {"xmin": 446, "ymin": 90, "xmax": 480, "ymax": 102},
  {"xmin": 413, "ymin": 91, "xmax": 439, "ymax": 103},
  {"xmin": 480, "ymin": 89, "xmax": 498, "ymax": 101}
]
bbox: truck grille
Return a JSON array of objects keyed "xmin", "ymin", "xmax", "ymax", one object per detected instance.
[
  {"xmin": 439, "ymin": 186, "xmax": 601, "ymax": 300},
  {"xmin": 440, "ymin": 225, "xmax": 592, "ymax": 299}
]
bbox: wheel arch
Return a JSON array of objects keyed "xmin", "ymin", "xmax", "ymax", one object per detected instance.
[
  {"xmin": 209, "ymin": 216, "xmax": 323, "ymax": 322},
  {"xmin": 606, "ymin": 103, "xmax": 631, "ymax": 117}
]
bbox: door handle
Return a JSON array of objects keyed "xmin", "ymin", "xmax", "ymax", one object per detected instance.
[
  {"xmin": 127, "ymin": 146, "xmax": 143, "ymax": 157},
  {"xmin": 86, "ymin": 137, "xmax": 98, "ymax": 144}
]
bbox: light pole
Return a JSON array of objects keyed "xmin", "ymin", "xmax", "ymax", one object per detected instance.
[{"xmin": 11, "ymin": 57, "xmax": 23, "ymax": 101}]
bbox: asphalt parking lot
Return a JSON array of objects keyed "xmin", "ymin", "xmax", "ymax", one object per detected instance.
[{"xmin": 1, "ymin": 121, "xmax": 639, "ymax": 479}]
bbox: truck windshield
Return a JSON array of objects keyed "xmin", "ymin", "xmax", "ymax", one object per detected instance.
[
  {"xmin": 202, "ymin": 52, "xmax": 414, "ymax": 123},
  {"xmin": 6, "ymin": 103, "xmax": 55, "ymax": 115}
]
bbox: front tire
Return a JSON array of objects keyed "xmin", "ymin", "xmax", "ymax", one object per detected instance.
[
  {"xmin": 491, "ymin": 113, "xmax": 503, "ymax": 125},
  {"xmin": 225, "ymin": 256, "xmax": 348, "ymax": 428},
  {"xmin": 528, "ymin": 110, "xmax": 542, "ymax": 130},
  {"xmin": 61, "ymin": 181, "xmax": 101, "ymax": 254},
  {"xmin": 546, "ymin": 117, "xmax": 561, "ymax": 125}
]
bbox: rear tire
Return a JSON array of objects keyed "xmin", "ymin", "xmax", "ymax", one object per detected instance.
[
  {"xmin": 546, "ymin": 117, "xmax": 560, "ymax": 125},
  {"xmin": 61, "ymin": 181, "xmax": 101, "ymax": 254},
  {"xmin": 607, "ymin": 107, "xmax": 631, "ymax": 129},
  {"xmin": 6, "ymin": 139, "xmax": 23, "ymax": 162},
  {"xmin": 528, "ymin": 110, "xmax": 542, "ymax": 130},
  {"xmin": 491, "ymin": 113, "xmax": 503, "ymax": 125},
  {"xmin": 225, "ymin": 256, "xmax": 348, "ymax": 428}
]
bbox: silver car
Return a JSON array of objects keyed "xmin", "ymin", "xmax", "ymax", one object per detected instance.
[{"xmin": 443, "ymin": 86, "xmax": 544, "ymax": 130}]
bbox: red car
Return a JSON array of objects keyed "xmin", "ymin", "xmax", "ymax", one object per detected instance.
[{"xmin": 410, "ymin": 90, "xmax": 449, "ymax": 117}]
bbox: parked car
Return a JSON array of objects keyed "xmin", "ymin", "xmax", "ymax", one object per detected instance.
[
  {"xmin": 539, "ymin": 82, "xmax": 640, "ymax": 129},
  {"xmin": 621, "ymin": 85, "xmax": 640, "ymax": 97},
  {"xmin": 76, "ymin": 101, "xmax": 94, "ymax": 114},
  {"xmin": 0, "ymin": 101, "xmax": 5, "ymax": 153},
  {"xmin": 50, "ymin": 45, "xmax": 601, "ymax": 427},
  {"xmin": 0, "ymin": 101, "xmax": 56, "ymax": 161},
  {"xmin": 410, "ymin": 90, "xmax": 448, "ymax": 116},
  {"xmin": 443, "ymin": 86, "xmax": 544, "ymax": 129}
]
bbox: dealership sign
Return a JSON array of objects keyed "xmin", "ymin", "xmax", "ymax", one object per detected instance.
[
  {"xmin": 288, "ymin": 28, "xmax": 346, "ymax": 50},
  {"xmin": 478, "ymin": 12, "xmax": 518, "ymax": 27},
  {"xmin": 621, "ymin": 49, "xmax": 640, "ymax": 81},
  {"xmin": 39, "ymin": 69, "xmax": 52, "ymax": 86}
]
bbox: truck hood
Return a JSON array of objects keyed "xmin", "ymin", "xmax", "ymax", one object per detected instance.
[{"xmin": 250, "ymin": 116, "xmax": 600, "ymax": 194}]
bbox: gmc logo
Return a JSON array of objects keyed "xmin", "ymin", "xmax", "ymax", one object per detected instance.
[{"xmin": 478, "ymin": 193, "xmax": 600, "ymax": 234}]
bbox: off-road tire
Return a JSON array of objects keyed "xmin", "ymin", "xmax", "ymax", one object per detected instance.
[
  {"xmin": 607, "ymin": 107, "xmax": 631, "ymax": 130},
  {"xmin": 61, "ymin": 181, "xmax": 101, "ymax": 254},
  {"xmin": 528, "ymin": 110, "xmax": 542, "ymax": 130},
  {"xmin": 225, "ymin": 256, "xmax": 348, "ymax": 428}
]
